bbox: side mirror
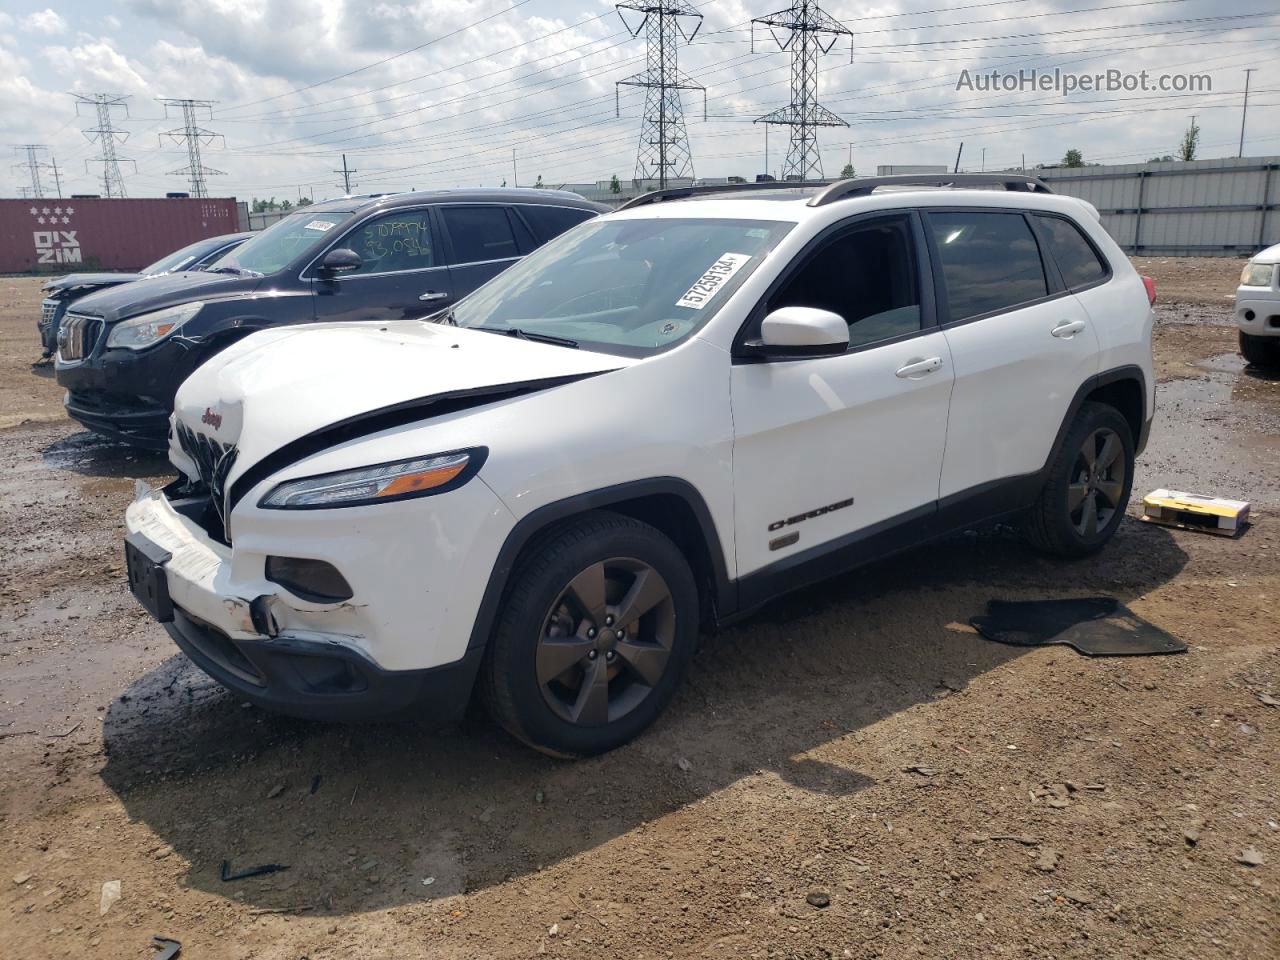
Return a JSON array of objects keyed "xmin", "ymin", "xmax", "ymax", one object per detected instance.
[
  {"xmin": 319, "ymin": 248, "xmax": 362, "ymax": 274},
  {"xmin": 740, "ymin": 306, "xmax": 849, "ymax": 359}
]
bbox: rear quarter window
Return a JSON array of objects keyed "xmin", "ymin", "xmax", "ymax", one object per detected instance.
[
  {"xmin": 928, "ymin": 211, "xmax": 1049, "ymax": 323},
  {"xmin": 517, "ymin": 204, "xmax": 597, "ymax": 243},
  {"xmin": 1034, "ymin": 214, "xmax": 1110, "ymax": 290}
]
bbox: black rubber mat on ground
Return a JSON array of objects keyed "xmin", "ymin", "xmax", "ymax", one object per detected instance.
[{"xmin": 970, "ymin": 597, "xmax": 1186, "ymax": 657}]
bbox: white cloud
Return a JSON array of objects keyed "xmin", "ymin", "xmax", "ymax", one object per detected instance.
[
  {"xmin": 42, "ymin": 39, "xmax": 150, "ymax": 95},
  {"xmin": 22, "ymin": 9, "xmax": 68, "ymax": 35},
  {"xmin": 104, "ymin": 14, "xmax": 122, "ymax": 30}
]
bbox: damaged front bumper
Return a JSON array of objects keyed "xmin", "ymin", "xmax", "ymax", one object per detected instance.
[{"xmin": 123, "ymin": 483, "xmax": 483, "ymax": 723}]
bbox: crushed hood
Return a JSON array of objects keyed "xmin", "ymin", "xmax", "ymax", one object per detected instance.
[{"xmin": 172, "ymin": 318, "xmax": 628, "ymax": 494}]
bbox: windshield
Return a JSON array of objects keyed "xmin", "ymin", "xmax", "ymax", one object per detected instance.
[
  {"xmin": 207, "ymin": 211, "xmax": 351, "ymax": 275},
  {"xmin": 448, "ymin": 217, "xmax": 793, "ymax": 356},
  {"xmin": 142, "ymin": 236, "xmax": 229, "ymax": 276}
]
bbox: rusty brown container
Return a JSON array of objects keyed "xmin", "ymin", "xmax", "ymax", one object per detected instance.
[{"xmin": 0, "ymin": 197, "xmax": 240, "ymax": 273}]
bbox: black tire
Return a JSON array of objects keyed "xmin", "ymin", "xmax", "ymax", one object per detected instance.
[
  {"xmin": 480, "ymin": 511, "xmax": 698, "ymax": 758},
  {"xmin": 1240, "ymin": 331, "xmax": 1280, "ymax": 369},
  {"xmin": 1023, "ymin": 401, "xmax": 1135, "ymax": 558}
]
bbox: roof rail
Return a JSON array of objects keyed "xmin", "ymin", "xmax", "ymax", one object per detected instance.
[
  {"xmin": 618, "ymin": 180, "xmax": 832, "ymax": 210},
  {"xmin": 808, "ymin": 173, "xmax": 1052, "ymax": 206}
]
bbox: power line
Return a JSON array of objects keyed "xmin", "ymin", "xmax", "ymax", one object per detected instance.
[
  {"xmin": 220, "ymin": 0, "xmax": 535, "ymax": 114},
  {"xmin": 158, "ymin": 99, "xmax": 226, "ymax": 197},
  {"xmin": 73, "ymin": 93, "xmax": 135, "ymax": 198}
]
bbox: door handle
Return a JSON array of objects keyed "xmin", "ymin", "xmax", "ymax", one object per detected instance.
[
  {"xmin": 1051, "ymin": 319, "xmax": 1087, "ymax": 338},
  {"xmin": 895, "ymin": 356, "xmax": 943, "ymax": 379},
  {"xmin": 419, "ymin": 291, "xmax": 449, "ymax": 302}
]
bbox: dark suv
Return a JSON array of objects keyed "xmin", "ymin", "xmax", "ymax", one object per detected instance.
[
  {"xmin": 55, "ymin": 189, "xmax": 605, "ymax": 448},
  {"xmin": 38, "ymin": 231, "xmax": 252, "ymax": 359}
]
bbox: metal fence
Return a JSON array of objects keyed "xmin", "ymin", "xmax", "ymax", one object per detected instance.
[
  {"xmin": 1037, "ymin": 156, "xmax": 1279, "ymax": 257},
  {"xmin": 229, "ymin": 157, "xmax": 1280, "ymax": 258}
]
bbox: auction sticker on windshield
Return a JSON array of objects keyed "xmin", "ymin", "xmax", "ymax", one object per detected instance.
[
  {"xmin": 676, "ymin": 253, "xmax": 752, "ymax": 310},
  {"xmin": 304, "ymin": 220, "xmax": 337, "ymax": 232}
]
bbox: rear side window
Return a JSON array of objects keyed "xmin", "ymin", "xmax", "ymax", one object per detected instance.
[
  {"xmin": 1034, "ymin": 214, "xmax": 1109, "ymax": 289},
  {"xmin": 928, "ymin": 212, "xmax": 1048, "ymax": 323},
  {"xmin": 442, "ymin": 206, "xmax": 519, "ymax": 263},
  {"xmin": 518, "ymin": 204, "xmax": 596, "ymax": 243}
]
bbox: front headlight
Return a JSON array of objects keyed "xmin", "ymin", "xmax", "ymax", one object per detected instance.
[
  {"xmin": 259, "ymin": 449, "xmax": 484, "ymax": 509},
  {"xmin": 1241, "ymin": 262, "xmax": 1276, "ymax": 287},
  {"xmin": 106, "ymin": 301, "xmax": 204, "ymax": 350}
]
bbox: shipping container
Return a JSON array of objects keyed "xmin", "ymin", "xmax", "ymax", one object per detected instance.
[{"xmin": 0, "ymin": 197, "xmax": 240, "ymax": 273}]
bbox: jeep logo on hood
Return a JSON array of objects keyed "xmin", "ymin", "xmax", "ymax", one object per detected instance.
[{"xmin": 201, "ymin": 407, "xmax": 223, "ymax": 430}]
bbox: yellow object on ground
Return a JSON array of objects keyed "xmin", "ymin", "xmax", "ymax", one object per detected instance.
[{"xmin": 1141, "ymin": 489, "xmax": 1251, "ymax": 536}]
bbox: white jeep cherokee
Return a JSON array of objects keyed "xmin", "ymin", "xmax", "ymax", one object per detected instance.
[
  {"xmin": 1236, "ymin": 242, "xmax": 1280, "ymax": 368},
  {"xmin": 123, "ymin": 175, "xmax": 1155, "ymax": 757}
]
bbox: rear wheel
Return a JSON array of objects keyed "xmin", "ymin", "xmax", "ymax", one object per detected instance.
[
  {"xmin": 481, "ymin": 512, "xmax": 698, "ymax": 757},
  {"xmin": 1023, "ymin": 401, "xmax": 1134, "ymax": 558},
  {"xmin": 1240, "ymin": 331, "xmax": 1280, "ymax": 369}
]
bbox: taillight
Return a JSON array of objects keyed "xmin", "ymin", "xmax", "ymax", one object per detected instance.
[{"xmin": 1141, "ymin": 275, "xmax": 1156, "ymax": 305}]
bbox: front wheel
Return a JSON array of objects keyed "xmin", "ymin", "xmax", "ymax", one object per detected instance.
[
  {"xmin": 1240, "ymin": 331, "xmax": 1280, "ymax": 369},
  {"xmin": 480, "ymin": 512, "xmax": 698, "ymax": 757},
  {"xmin": 1023, "ymin": 401, "xmax": 1135, "ymax": 558}
]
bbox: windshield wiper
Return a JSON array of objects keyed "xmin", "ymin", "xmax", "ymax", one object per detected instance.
[
  {"xmin": 205, "ymin": 265, "xmax": 242, "ymax": 275},
  {"xmin": 472, "ymin": 325, "xmax": 578, "ymax": 349}
]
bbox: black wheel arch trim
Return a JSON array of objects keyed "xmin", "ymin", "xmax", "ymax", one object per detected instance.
[
  {"xmin": 465, "ymin": 477, "xmax": 734, "ymax": 652},
  {"xmin": 1049, "ymin": 363, "xmax": 1149, "ymax": 464}
]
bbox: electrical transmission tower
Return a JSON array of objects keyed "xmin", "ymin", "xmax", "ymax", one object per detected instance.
[
  {"xmin": 13, "ymin": 144, "xmax": 54, "ymax": 199},
  {"xmin": 74, "ymin": 93, "xmax": 135, "ymax": 198},
  {"xmin": 158, "ymin": 98, "xmax": 226, "ymax": 197},
  {"xmin": 615, "ymin": 0, "xmax": 706, "ymax": 188},
  {"xmin": 752, "ymin": 0, "xmax": 853, "ymax": 180}
]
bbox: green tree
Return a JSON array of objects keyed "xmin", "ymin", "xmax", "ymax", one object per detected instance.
[
  {"xmin": 840, "ymin": 163, "xmax": 855, "ymax": 178},
  {"xmin": 296, "ymin": 196, "xmax": 313, "ymax": 206},
  {"xmin": 534, "ymin": 175, "xmax": 545, "ymax": 189},
  {"xmin": 280, "ymin": 199, "xmax": 293, "ymax": 211},
  {"xmin": 1148, "ymin": 155, "xmax": 1174, "ymax": 163},
  {"xmin": 610, "ymin": 174, "xmax": 621, "ymax": 194},
  {"xmin": 1062, "ymin": 148, "xmax": 1085, "ymax": 168},
  {"xmin": 1177, "ymin": 118, "xmax": 1200, "ymax": 161}
]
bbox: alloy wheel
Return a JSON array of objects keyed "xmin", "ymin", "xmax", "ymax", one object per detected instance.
[
  {"xmin": 1068, "ymin": 426, "xmax": 1126, "ymax": 538},
  {"xmin": 536, "ymin": 557, "xmax": 676, "ymax": 727}
]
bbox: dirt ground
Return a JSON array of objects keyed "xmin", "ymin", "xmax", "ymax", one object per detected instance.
[{"xmin": 1, "ymin": 262, "xmax": 1277, "ymax": 960}]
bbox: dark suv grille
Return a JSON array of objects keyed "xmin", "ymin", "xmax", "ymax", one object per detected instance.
[
  {"xmin": 175, "ymin": 422, "xmax": 239, "ymax": 537},
  {"xmin": 58, "ymin": 313, "xmax": 102, "ymax": 361}
]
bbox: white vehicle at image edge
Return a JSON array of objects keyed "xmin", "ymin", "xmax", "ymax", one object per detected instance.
[
  {"xmin": 123, "ymin": 174, "xmax": 1156, "ymax": 757},
  {"xmin": 1236, "ymin": 241, "xmax": 1280, "ymax": 368}
]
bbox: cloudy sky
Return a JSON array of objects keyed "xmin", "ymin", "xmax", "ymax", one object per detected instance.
[{"xmin": 1, "ymin": 0, "xmax": 1276, "ymax": 202}]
